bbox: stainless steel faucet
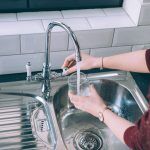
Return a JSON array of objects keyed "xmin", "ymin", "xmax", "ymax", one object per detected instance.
[
  {"xmin": 26, "ymin": 21, "xmax": 81, "ymax": 101},
  {"xmin": 26, "ymin": 21, "xmax": 82, "ymax": 101}
]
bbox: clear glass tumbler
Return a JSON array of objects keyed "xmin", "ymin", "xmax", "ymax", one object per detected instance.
[{"xmin": 68, "ymin": 72, "xmax": 90, "ymax": 96}]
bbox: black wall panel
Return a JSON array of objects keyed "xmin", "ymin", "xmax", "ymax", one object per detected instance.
[
  {"xmin": 0, "ymin": 0, "xmax": 28, "ymax": 12},
  {"xmin": 0, "ymin": 0, "xmax": 123, "ymax": 13},
  {"xmin": 29, "ymin": 0, "xmax": 123, "ymax": 11}
]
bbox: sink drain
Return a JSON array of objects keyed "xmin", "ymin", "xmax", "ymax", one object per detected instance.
[{"xmin": 73, "ymin": 129, "xmax": 103, "ymax": 150}]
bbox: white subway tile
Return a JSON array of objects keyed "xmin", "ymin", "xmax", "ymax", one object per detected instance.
[
  {"xmin": 0, "ymin": 13, "xmax": 17, "ymax": 22},
  {"xmin": 21, "ymin": 33, "xmax": 45, "ymax": 53},
  {"xmin": 0, "ymin": 49, "xmax": 90, "ymax": 74},
  {"xmin": 69, "ymin": 29, "xmax": 114, "ymax": 50},
  {"xmin": 138, "ymin": 0, "xmax": 143, "ymax": 3},
  {"xmin": 0, "ymin": 35, "xmax": 20, "ymax": 56},
  {"xmin": 141, "ymin": 44, "xmax": 150, "ymax": 49},
  {"xmin": 0, "ymin": 53, "xmax": 44, "ymax": 74},
  {"xmin": 132, "ymin": 44, "xmax": 150, "ymax": 51},
  {"xmin": 103, "ymin": 8, "xmax": 127, "ymax": 16},
  {"xmin": 142, "ymin": 0, "xmax": 150, "ymax": 3},
  {"xmin": 62, "ymin": 9, "xmax": 105, "ymax": 18},
  {"xmin": 123, "ymin": 0, "xmax": 141, "ymax": 25},
  {"xmin": 41, "ymin": 20, "xmax": 71, "ymax": 51},
  {"xmin": 90, "ymin": 46, "xmax": 131, "ymax": 57},
  {"xmin": 132, "ymin": 45, "xmax": 145, "ymax": 51},
  {"xmin": 113, "ymin": 26, "xmax": 150, "ymax": 46},
  {"xmin": 17, "ymin": 11, "xmax": 63, "ymax": 21},
  {"xmin": 139, "ymin": 4, "xmax": 150, "ymax": 25},
  {"xmin": 50, "ymin": 51, "xmax": 75, "ymax": 69},
  {"xmin": 42, "ymin": 18, "xmax": 91, "ymax": 32},
  {"xmin": 50, "ymin": 32, "xmax": 68, "ymax": 51},
  {"xmin": 87, "ymin": 15, "xmax": 135, "ymax": 29},
  {"xmin": 0, "ymin": 20, "xmax": 44, "ymax": 35}
]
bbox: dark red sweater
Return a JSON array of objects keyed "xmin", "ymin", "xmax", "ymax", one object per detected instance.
[{"xmin": 124, "ymin": 49, "xmax": 150, "ymax": 150}]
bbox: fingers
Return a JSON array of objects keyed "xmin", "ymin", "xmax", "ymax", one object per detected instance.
[
  {"xmin": 62, "ymin": 51, "xmax": 88, "ymax": 69},
  {"xmin": 68, "ymin": 92, "xmax": 79, "ymax": 103},
  {"xmin": 62, "ymin": 54, "xmax": 75, "ymax": 68},
  {"xmin": 68, "ymin": 92, "xmax": 85, "ymax": 111},
  {"xmin": 68, "ymin": 92, "xmax": 87, "ymax": 103}
]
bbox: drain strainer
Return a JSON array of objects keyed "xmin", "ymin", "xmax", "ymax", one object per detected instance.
[{"xmin": 73, "ymin": 129, "xmax": 103, "ymax": 150}]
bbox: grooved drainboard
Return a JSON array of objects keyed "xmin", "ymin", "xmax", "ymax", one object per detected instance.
[{"xmin": 0, "ymin": 96, "xmax": 47, "ymax": 150}]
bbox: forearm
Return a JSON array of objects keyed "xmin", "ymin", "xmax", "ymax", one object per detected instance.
[
  {"xmin": 97, "ymin": 50, "xmax": 149, "ymax": 73},
  {"xmin": 103, "ymin": 109, "xmax": 134, "ymax": 144}
]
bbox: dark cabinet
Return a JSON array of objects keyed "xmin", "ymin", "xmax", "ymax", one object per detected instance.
[
  {"xmin": 29, "ymin": 0, "xmax": 123, "ymax": 10},
  {"xmin": 0, "ymin": 0, "xmax": 28, "ymax": 12},
  {"xmin": 0, "ymin": 0, "xmax": 123, "ymax": 13}
]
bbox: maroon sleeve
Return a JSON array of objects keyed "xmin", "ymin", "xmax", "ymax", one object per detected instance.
[
  {"xmin": 124, "ymin": 108, "xmax": 150, "ymax": 150},
  {"xmin": 146, "ymin": 49, "xmax": 150, "ymax": 71}
]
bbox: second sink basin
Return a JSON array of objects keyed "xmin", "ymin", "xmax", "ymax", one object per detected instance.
[{"xmin": 53, "ymin": 72, "xmax": 147, "ymax": 150}]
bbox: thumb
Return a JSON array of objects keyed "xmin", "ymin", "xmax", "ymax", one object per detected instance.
[
  {"xmin": 89, "ymin": 84, "xmax": 98, "ymax": 95},
  {"xmin": 66, "ymin": 66, "xmax": 77, "ymax": 74}
]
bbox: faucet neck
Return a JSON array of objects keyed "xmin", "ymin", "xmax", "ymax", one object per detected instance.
[
  {"xmin": 42, "ymin": 21, "xmax": 82, "ymax": 100},
  {"xmin": 45, "ymin": 21, "xmax": 82, "ymax": 66}
]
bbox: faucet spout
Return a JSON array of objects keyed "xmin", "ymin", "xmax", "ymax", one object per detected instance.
[{"xmin": 42, "ymin": 21, "xmax": 82, "ymax": 100}]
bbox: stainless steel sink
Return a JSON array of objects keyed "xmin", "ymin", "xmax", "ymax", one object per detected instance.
[
  {"xmin": 0, "ymin": 71, "xmax": 149, "ymax": 150},
  {"xmin": 52, "ymin": 71, "xmax": 149, "ymax": 150}
]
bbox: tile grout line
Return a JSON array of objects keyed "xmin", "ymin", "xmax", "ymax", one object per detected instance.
[
  {"xmin": 60, "ymin": 11, "xmax": 65, "ymax": 19},
  {"xmin": 41, "ymin": 19, "xmax": 46, "ymax": 32},
  {"xmin": 85, "ymin": 17, "xmax": 92, "ymax": 29},
  {"xmin": 15, "ymin": 13, "xmax": 18, "ymax": 21},
  {"xmin": 102, "ymin": 9, "xmax": 107, "ymax": 16},
  {"xmin": 19, "ymin": 35, "xmax": 22, "ymax": 55},
  {"xmin": 111, "ymin": 28, "xmax": 116, "ymax": 47}
]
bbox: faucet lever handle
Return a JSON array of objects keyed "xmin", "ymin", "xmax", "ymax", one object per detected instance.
[{"xmin": 26, "ymin": 62, "xmax": 32, "ymax": 81}]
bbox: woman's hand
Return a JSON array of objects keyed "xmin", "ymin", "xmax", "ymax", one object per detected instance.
[
  {"xmin": 68, "ymin": 85, "xmax": 106, "ymax": 117},
  {"xmin": 62, "ymin": 52, "xmax": 101, "ymax": 75}
]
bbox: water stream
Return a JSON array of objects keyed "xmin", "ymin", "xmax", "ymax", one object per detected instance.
[{"xmin": 77, "ymin": 63, "xmax": 80, "ymax": 96}]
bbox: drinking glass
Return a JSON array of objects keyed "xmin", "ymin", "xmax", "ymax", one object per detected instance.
[{"xmin": 68, "ymin": 72, "xmax": 90, "ymax": 96}]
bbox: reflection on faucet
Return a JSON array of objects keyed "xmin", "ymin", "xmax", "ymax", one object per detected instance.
[{"xmin": 42, "ymin": 21, "xmax": 82, "ymax": 100}]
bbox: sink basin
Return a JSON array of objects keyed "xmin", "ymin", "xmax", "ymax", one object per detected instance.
[
  {"xmin": 0, "ymin": 71, "xmax": 148, "ymax": 150},
  {"xmin": 53, "ymin": 72, "xmax": 148, "ymax": 150}
]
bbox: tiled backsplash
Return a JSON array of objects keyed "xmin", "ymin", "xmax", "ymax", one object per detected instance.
[{"xmin": 0, "ymin": 0, "xmax": 150, "ymax": 74}]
